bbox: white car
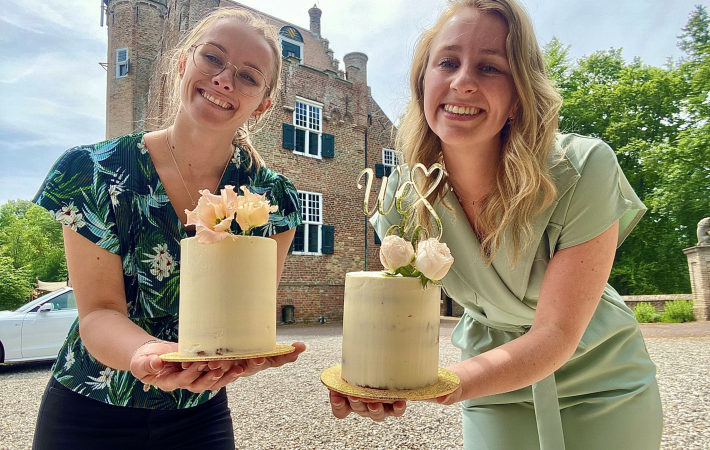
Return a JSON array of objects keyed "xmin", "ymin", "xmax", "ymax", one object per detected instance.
[{"xmin": 0, "ymin": 287, "xmax": 77, "ymax": 364}]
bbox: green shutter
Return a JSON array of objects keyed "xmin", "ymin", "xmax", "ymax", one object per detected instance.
[
  {"xmin": 375, "ymin": 163, "xmax": 385, "ymax": 178},
  {"xmin": 282, "ymin": 123, "xmax": 295, "ymax": 149},
  {"xmin": 321, "ymin": 133, "xmax": 335, "ymax": 158},
  {"xmin": 321, "ymin": 225, "xmax": 334, "ymax": 254},
  {"xmin": 373, "ymin": 230, "xmax": 381, "ymax": 245}
]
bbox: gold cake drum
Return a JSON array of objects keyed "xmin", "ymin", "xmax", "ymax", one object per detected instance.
[
  {"xmin": 160, "ymin": 344, "xmax": 295, "ymax": 362},
  {"xmin": 321, "ymin": 365, "xmax": 460, "ymax": 401}
]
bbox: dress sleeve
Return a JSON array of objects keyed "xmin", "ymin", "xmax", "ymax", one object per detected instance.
[
  {"xmin": 556, "ymin": 140, "xmax": 646, "ymax": 250},
  {"xmin": 33, "ymin": 146, "xmax": 121, "ymax": 254},
  {"xmin": 249, "ymin": 170, "xmax": 302, "ymax": 237}
]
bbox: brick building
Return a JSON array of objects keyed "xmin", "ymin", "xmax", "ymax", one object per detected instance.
[{"xmin": 101, "ymin": 0, "xmax": 411, "ymax": 323}]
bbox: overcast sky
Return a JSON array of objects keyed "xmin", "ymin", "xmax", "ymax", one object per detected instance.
[{"xmin": 0, "ymin": 0, "xmax": 704, "ymax": 205}]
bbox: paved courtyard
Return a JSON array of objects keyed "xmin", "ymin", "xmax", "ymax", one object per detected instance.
[{"xmin": 1, "ymin": 320, "xmax": 708, "ymax": 449}]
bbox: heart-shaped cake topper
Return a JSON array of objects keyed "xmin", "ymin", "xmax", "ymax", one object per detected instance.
[
  {"xmin": 357, "ymin": 162, "xmax": 454, "ymax": 287},
  {"xmin": 357, "ymin": 162, "xmax": 446, "ymax": 243}
]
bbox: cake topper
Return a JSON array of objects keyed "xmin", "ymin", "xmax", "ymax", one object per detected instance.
[
  {"xmin": 358, "ymin": 163, "xmax": 453, "ymax": 287},
  {"xmin": 185, "ymin": 185, "xmax": 277, "ymax": 244}
]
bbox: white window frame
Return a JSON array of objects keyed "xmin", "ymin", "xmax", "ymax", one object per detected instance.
[
  {"xmin": 278, "ymin": 36, "xmax": 304, "ymax": 64},
  {"xmin": 293, "ymin": 97, "xmax": 323, "ymax": 159},
  {"xmin": 116, "ymin": 47, "xmax": 129, "ymax": 78},
  {"xmin": 293, "ymin": 191, "xmax": 322, "ymax": 256},
  {"xmin": 382, "ymin": 148, "xmax": 400, "ymax": 167}
]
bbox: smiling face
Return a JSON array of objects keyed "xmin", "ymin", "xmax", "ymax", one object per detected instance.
[
  {"xmin": 423, "ymin": 7, "xmax": 519, "ymax": 156},
  {"xmin": 178, "ymin": 18, "xmax": 274, "ymax": 133}
]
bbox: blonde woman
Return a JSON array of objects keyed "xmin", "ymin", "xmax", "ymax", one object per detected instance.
[
  {"xmin": 329, "ymin": 1, "xmax": 663, "ymax": 449},
  {"xmin": 32, "ymin": 9, "xmax": 304, "ymax": 450}
]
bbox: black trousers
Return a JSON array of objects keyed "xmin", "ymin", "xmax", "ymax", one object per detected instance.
[{"xmin": 33, "ymin": 377, "xmax": 235, "ymax": 450}]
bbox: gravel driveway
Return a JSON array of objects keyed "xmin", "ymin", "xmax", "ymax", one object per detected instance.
[{"xmin": 1, "ymin": 321, "xmax": 708, "ymax": 450}]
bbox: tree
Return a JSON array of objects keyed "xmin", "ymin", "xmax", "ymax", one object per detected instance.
[
  {"xmin": 542, "ymin": 7, "xmax": 709, "ymax": 294},
  {"xmin": 0, "ymin": 200, "xmax": 67, "ymax": 306}
]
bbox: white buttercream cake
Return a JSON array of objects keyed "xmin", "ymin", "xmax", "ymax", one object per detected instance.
[
  {"xmin": 177, "ymin": 236, "xmax": 276, "ymax": 357},
  {"xmin": 341, "ymin": 271, "xmax": 441, "ymax": 390}
]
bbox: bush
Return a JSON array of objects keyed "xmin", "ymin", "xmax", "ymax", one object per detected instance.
[
  {"xmin": 661, "ymin": 300, "xmax": 695, "ymax": 323},
  {"xmin": 0, "ymin": 256, "xmax": 34, "ymax": 311},
  {"xmin": 634, "ymin": 302, "xmax": 662, "ymax": 323}
]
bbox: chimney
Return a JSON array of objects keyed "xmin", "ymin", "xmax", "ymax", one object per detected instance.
[
  {"xmin": 343, "ymin": 52, "xmax": 368, "ymax": 85},
  {"xmin": 308, "ymin": 4, "xmax": 322, "ymax": 37}
]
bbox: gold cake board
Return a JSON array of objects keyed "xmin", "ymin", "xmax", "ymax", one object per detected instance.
[
  {"xmin": 321, "ymin": 365, "xmax": 460, "ymax": 401},
  {"xmin": 159, "ymin": 344, "xmax": 295, "ymax": 362}
]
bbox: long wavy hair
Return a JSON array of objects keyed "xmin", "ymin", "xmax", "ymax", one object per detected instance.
[
  {"xmin": 399, "ymin": 0, "xmax": 562, "ymax": 265},
  {"xmin": 147, "ymin": 8, "xmax": 282, "ymax": 170}
]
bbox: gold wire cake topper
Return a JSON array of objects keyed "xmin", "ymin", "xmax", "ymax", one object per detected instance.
[{"xmin": 358, "ymin": 163, "xmax": 453, "ymax": 286}]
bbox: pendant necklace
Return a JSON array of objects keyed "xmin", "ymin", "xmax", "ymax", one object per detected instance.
[{"xmin": 164, "ymin": 127, "xmax": 233, "ymax": 206}]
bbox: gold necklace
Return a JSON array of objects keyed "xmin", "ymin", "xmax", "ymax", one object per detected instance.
[
  {"xmin": 164, "ymin": 128, "xmax": 233, "ymax": 206},
  {"xmin": 450, "ymin": 186, "xmax": 477, "ymax": 208}
]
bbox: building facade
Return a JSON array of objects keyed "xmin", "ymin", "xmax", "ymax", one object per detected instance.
[{"xmin": 102, "ymin": 0, "xmax": 408, "ymax": 322}]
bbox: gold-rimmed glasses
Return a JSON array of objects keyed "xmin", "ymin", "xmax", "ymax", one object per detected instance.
[{"xmin": 190, "ymin": 43, "xmax": 269, "ymax": 98}]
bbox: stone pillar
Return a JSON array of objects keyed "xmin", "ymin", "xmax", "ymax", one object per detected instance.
[{"xmin": 683, "ymin": 246, "xmax": 710, "ymax": 321}]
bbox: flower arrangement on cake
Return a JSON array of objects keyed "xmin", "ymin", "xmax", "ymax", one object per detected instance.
[
  {"xmin": 321, "ymin": 163, "xmax": 460, "ymax": 399},
  {"xmin": 160, "ymin": 185, "xmax": 295, "ymax": 362},
  {"xmin": 185, "ymin": 184, "xmax": 277, "ymax": 243}
]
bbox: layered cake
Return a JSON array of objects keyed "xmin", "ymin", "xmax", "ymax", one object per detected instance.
[
  {"xmin": 341, "ymin": 271, "xmax": 441, "ymax": 390},
  {"xmin": 177, "ymin": 236, "xmax": 276, "ymax": 357}
]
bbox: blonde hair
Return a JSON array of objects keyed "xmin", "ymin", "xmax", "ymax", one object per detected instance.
[
  {"xmin": 148, "ymin": 8, "xmax": 282, "ymax": 170},
  {"xmin": 399, "ymin": 0, "xmax": 561, "ymax": 265}
]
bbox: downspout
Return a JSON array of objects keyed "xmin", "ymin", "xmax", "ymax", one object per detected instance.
[{"xmin": 364, "ymin": 112, "xmax": 371, "ymax": 271}]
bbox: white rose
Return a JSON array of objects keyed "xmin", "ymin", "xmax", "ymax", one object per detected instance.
[
  {"xmin": 379, "ymin": 235, "xmax": 415, "ymax": 273},
  {"xmin": 414, "ymin": 238, "xmax": 454, "ymax": 281}
]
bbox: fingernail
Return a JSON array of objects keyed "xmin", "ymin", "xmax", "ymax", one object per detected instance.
[
  {"xmin": 350, "ymin": 398, "xmax": 360, "ymax": 403},
  {"xmin": 370, "ymin": 406, "xmax": 381, "ymax": 413},
  {"xmin": 394, "ymin": 405, "xmax": 405, "ymax": 411},
  {"xmin": 232, "ymin": 373, "xmax": 239, "ymax": 378},
  {"xmin": 212, "ymin": 375, "xmax": 222, "ymax": 381},
  {"xmin": 149, "ymin": 359, "xmax": 158, "ymax": 371},
  {"xmin": 197, "ymin": 364, "xmax": 207, "ymax": 371}
]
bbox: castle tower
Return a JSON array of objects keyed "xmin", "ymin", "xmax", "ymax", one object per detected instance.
[
  {"xmin": 308, "ymin": 4, "xmax": 322, "ymax": 38},
  {"xmin": 104, "ymin": 0, "xmax": 168, "ymax": 138}
]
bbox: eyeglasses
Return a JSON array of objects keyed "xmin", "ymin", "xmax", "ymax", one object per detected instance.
[{"xmin": 190, "ymin": 43, "xmax": 269, "ymax": 97}]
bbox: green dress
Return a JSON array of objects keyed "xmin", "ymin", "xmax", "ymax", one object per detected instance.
[
  {"xmin": 34, "ymin": 132, "xmax": 302, "ymax": 409},
  {"xmin": 372, "ymin": 134, "xmax": 663, "ymax": 450}
]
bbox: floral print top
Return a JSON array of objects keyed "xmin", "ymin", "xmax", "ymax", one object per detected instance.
[{"xmin": 34, "ymin": 132, "xmax": 302, "ymax": 409}]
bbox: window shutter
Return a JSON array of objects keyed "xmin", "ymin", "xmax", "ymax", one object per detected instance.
[
  {"xmin": 321, "ymin": 133, "xmax": 335, "ymax": 158},
  {"xmin": 375, "ymin": 164, "xmax": 385, "ymax": 178},
  {"xmin": 282, "ymin": 123, "xmax": 295, "ymax": 149},
  {"xmin": 116, "ymin": 48, "xmax": 129, "ymax": 78},
  {"xmin": 373, "ymin": 231, "xmax": 381, "ymax": 245},
  {"xmin": 321, "ymin": 225, "xmax": 334, "ymax": 254},
  {"xmin": 384, "ymin": 166, "xmax": 393, "ymax": 177}
]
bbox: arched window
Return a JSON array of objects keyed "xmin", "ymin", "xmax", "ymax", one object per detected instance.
[{"xmin": 279, "ymin": 26, "xmax": 304, "ymax": 61}]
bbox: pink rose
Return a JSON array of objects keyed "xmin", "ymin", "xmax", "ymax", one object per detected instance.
[
  {"xmin": 414, "ymin": 238, "xmax": 454, "ymax": 281},
  {"xmin": 379, "ymin": 235, "xmax": 415, "ymax": 273}
]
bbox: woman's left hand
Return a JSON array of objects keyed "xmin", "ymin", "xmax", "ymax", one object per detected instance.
[{"xmin": 329, "ymin": 390, "xmax": 408, "ymax": 422}]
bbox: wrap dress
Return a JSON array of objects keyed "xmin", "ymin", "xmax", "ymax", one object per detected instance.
[{"xmin": 371, "ymin": 134, "xmax": 663, "ymax": 450}]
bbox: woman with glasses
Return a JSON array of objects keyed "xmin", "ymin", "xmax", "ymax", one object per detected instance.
[{"xmin": 32, "ymin": 9, "xmax": 304, "ymax": 450}]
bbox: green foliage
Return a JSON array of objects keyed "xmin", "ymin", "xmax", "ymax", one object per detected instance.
[
  {"xmin": 634, "ymin": 302, "xmax": 662, "ymax": 323},
  {"xmin": 543, "ymin": 5, "xmax": 709, "ymax": 295},
  {"xmin": 0, "ymin": 200, "xmax": 67, "ymax": 297},
  {"xmin": 0, "ymin": 256, "xmax": 34, "ymax": 311},
  {"xmin": 661, "ymin": 300, "xmax": 696, "ymax": 323}
]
